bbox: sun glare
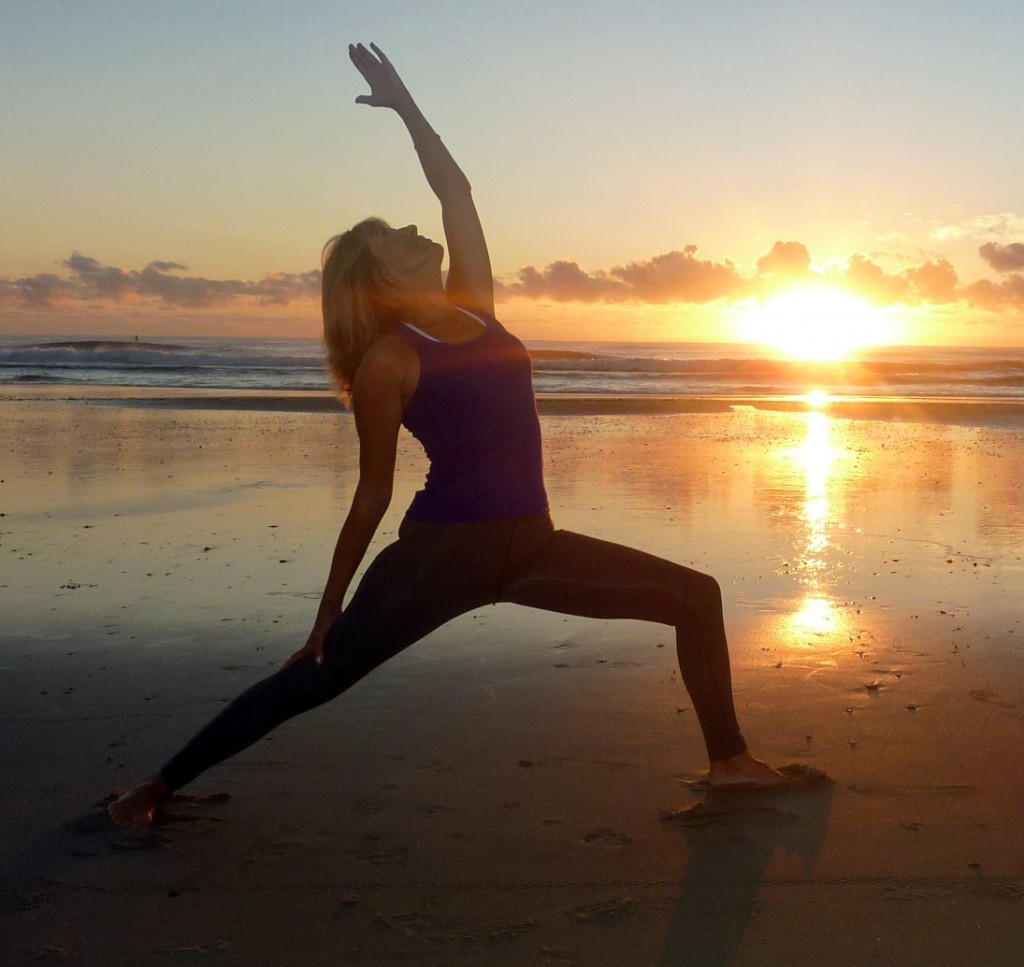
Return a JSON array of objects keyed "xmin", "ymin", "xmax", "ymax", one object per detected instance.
[{"xmin": 739, "ymin": 287, "xmax": 899, "ymax": 361}]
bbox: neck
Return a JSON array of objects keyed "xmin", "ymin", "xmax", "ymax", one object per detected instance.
[{"xmin": 403, "ymin": 291, "xmax": 455, "ymax": 328}]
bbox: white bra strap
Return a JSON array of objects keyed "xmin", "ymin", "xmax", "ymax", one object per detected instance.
[
  {"xmin": 403, "ymin": 310, "xmax": 487, "ymax": 343},
  {"xmin": 455, "ymin": 307, "xmax": 488, "ymax": 329},
  {"xmin": 403, "ymin": 322, "xmax": 440, "ymax": 342}
]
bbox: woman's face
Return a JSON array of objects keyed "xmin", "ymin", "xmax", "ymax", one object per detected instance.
[{"xmin": 366, "ymin": 224, "xmax": 444, "ymax": 290}]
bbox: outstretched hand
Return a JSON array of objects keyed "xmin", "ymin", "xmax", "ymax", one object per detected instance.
[{"xmin": 349, "ymin": 42, "xmax": 413, "ymax": 110}]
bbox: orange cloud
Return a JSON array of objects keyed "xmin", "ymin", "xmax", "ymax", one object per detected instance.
[
  {"xmin": 496, "ymin": 260, "xmax": 627, "ymax": 302},
  {"xmin": 839, "ymin": 255, "xmax": 909, "ymax": 303},
  {"xmin": 979, "ymin": 242, "xmax": 1024, "ymax": 273},
  {"xmin": 610, "ymin": 247, "xmax": 741, "ymax": 303},
  {"xmin": 6, "ymin": 241, "xmax": 1024, "ymax": 320},
  {"xmin": 961, "ymin": 274, "xmax": 1024, "ymax": 310},
  {"xmin": 497, "ymin": 246, "xmax": 742, "ymax": 304},
  {"xmin": 903, "ymin": 259, "xmax": 959, "ymax": 302},
  {"xmin": 756, "ymin": 241, "xmax": 813, "ymax": 280},
  {"xmin": 0, "ymin": 253, "xmax": 321, "ymax": 310}
]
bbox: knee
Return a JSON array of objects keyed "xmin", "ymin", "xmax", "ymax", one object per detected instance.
[
  {"xmin": 672, "ymin": 570, "xmax": 722, "ymax": 626},
  {"xmin": 699, "ymin": 572, "xmax": 723, "ymax": 608}
]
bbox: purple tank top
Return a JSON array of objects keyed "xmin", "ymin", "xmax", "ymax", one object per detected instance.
[{"xmin": 397, "ymin": 308, "xmax": 548, "ymax": 522}]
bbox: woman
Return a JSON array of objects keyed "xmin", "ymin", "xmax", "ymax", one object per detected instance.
[{"xmin": 109, "ymin": 43, "xmax": 781, "ymax": 827}]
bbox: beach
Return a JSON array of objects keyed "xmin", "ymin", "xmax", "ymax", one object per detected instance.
[{"xmin": 2, "ymin": 386, "xmax": 1023, "ymax": 966}]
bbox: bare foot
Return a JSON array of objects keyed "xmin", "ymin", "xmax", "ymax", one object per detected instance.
[
  {"xmin": 708, "ymin": 750, "xmax": 786, "ymax": 788},
  {"xmin": 106, "ymin": 776, "xmax": 169, "ymax": 827}
]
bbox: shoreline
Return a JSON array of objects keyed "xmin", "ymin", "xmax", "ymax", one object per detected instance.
[{"xmin": 3, "ymin": 382, "xmax": 1023, "ymax": 425}]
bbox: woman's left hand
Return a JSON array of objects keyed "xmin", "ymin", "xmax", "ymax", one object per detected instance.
[
  {"xmin": 349, "ymin": 42, "xmax": 413, "ymax": 111},
  {"xmin": 282, "ymin": 626, "xmax": 328, "ymax": 670}
]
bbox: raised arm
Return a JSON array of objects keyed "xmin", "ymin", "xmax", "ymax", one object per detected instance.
[{"xmin": 349, "ymin": 42, "xmax": 494, "ymax": 316}]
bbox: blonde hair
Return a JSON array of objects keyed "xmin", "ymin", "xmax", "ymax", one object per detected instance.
[{"xmin": 320, "ymin": 218, "xmax": 399, "ymax": 404}]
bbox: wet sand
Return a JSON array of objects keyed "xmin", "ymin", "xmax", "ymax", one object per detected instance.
[{"xmin": 2, "ymin": 387, "xmax": 1023, "ymax": 965}]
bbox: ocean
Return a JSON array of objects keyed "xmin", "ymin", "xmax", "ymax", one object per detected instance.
[{"xmin": 1, "ymin": 334, "xmax": 1022, "ymax": 404}]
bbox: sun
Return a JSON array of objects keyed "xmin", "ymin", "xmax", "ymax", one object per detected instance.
[{"xmin": 738, "ymin": 287, "xmax": 900, "ymax": 360}]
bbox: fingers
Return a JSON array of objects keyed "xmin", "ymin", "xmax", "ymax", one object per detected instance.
[
  {"xmin": 307, "ymin": 628, "xmax": 326, "ymax": 666},
  {"xmin": 349, "ymin": 42, "xmax": 382, "ymax": 69},
  {"xmin": 349, "ymin": 42, "xmax": 395, "ymax": 77},
  {"xmin": 281, "ymin": 641, "xmax": 317, "ymax": 670},
  {"xmin": 348, "ymin": 44, "xmax": 370, "ymax": 75},
  {"xmin": 347, "ymin": 43, "xmax": 371, "ymax": 78},
  {"xmin": 348, "ymin": 44, "xmax": 377, "ymax": 104}
]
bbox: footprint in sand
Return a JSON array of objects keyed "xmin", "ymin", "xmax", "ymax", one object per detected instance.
[
  {"xmin": 539, "ymin": 947, "xmax": 574, "ymax": 962},
  {"xmin": 163, "ymin": 940, "xmax": 233, "ymax": 956},
  {"xmin": 661, "ymin": 802, "xmax": 803, "ymax": 829},
  {"xmin": 581, "ymin": 827, "xmax": 633, "ymax": 846},
  {"xmin": 70, "ymin": 829, "xmax": 172, "ymax": 855},
  {"xmin": 568, "ymin": 897, "xmax": 637, "ymax": 922},
  {"xmin": 969, "ymin": 687, "xmax": 1015, "ymax": 708},
  {"xmin": 417, "ymin": 759, "xmax": 453, "ymax": 772},
  {"xmin": 348, "ymin": 840, "xmax": 410, "ymax": 866}
]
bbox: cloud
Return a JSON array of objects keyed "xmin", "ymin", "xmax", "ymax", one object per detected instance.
[
  {"xmin": 903, "ymin": 259, "xmax": 959, "ymax": 302},
  {"xmin": 839, "ymin": 255, "xmax": 908, "ymax": 303},
  {"xmin": 756, "ymin": 241, "xmax": 813, "ymax": 280},
  {"xmin": 962, "ymin": 273, "xmax": 1024, "ymax": 310},
  {"xmin": 146, "ymin": 260, "xmax": 189, "ymax": 273},
  {"xmin": 838, "ymin": 254, "xmax": 978, "ymax": 305},
  {"xmin": 6, "ymin": 273, "xmax": 71, "ymax": 307},
  {"xmin": 6, "ymin": 241, "xmax": 1024, "ymax": 319},
  {"xmin": 497, "ymin": 260, "xmax": 627, "ymax": 302},
  {"xmin": 493, "ymin": 241, "xmax": 1024, "ymax": 311},
  {"xmin": 499, "ymin": 246, "xmax": 742, "ymax": 304},
  {"xmin": 931, "ymin": 211, "xmax": 1024, "ymax": 242},
  {"xmin": 610, "ymin": 247, "xmax": 742, "ymax": 303},
  {"xmin": 979, "ymin": 242, "xmax": 1024, "ymax": 273},
  {"xmin": 63, "ymin": 252, "xmax": 135, "ymax": 299},
  {"xmin": 0, "ymin": 253, "xmax": 321, "ymax": 310}
]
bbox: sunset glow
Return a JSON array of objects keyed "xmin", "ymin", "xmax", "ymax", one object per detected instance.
[
  {"xmin": 738, "ymin": 288, "xmax": 902, "ymax": 361},
  {"xmin": 1, "ymin": 4, "xmax": 1022, "ymax": 345},
  {"xmin": 777, "ymin": 408, "xmax": 853, "ymax": 646}
]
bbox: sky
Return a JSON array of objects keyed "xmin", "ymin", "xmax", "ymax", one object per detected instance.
[{"xmin": 2, "ymin": 0, "xmax": 1023, "ymax": 346}]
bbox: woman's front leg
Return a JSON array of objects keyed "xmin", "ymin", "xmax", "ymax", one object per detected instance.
[{"xmin": 500, "ymin": 527, "xmax": 778, "ymax": 774}]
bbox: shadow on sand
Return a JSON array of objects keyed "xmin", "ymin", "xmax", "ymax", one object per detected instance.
[{"xmin": 658, "ymin": 765, "xmax": 835, "ymax": 967}]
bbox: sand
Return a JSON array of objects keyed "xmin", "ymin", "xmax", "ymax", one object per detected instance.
[{"xmin": 1, "ymin": 386, "xmax": 1023, "ymax": 965}]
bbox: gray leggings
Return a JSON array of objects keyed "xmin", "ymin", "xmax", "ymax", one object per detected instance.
[{"xmin": 160, "ymin": 513, "xmax": 746, "ymax": 789}]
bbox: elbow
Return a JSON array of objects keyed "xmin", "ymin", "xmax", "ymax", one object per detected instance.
[
  {"xmin": 435, "ymin": 172, "xmax": 473, "ymax": 199},
  {"xmin": 352, "ymin": 481, "xmax": 393, "ymax": 524},
  {"xmin": 360, "ymin": 490, "xmax": 393, "ymax": 524}
]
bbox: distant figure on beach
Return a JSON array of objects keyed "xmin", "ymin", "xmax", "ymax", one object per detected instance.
[{"xmin": 109, "ymin": 43, "xmax": 782, "ymax": 827}]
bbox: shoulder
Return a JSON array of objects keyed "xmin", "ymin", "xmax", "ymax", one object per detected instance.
[
  {"xmin": 352, "ymin": 330, "xmax": 419, "ymax": 410},
  {"xmin": 356, "ymin": 330, "xmax": 416, "ymax": 380}
]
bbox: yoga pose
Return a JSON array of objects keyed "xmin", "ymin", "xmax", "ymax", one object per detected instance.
[{"xmin": 109, "ymin": 43, "xmax": 781, "ymax": 827}]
